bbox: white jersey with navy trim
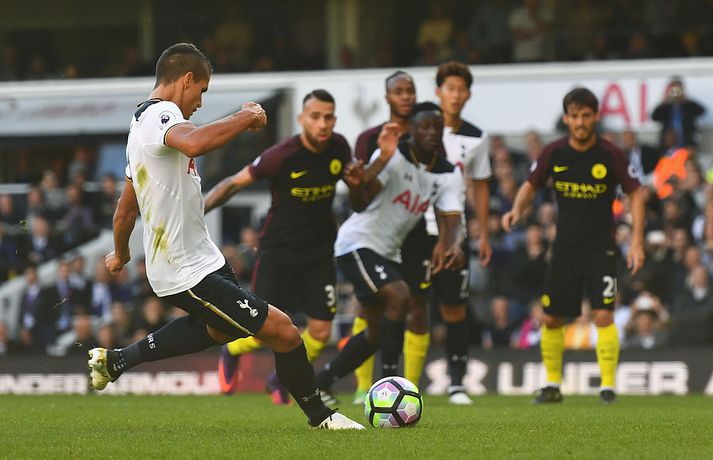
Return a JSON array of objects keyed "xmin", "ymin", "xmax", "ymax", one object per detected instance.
[
  {"xmin": 335, "ymin": 146, "xmax": 464, "ymax": 263},
  {"xmin": 125, "ymin": 100, "xmax": 225, "ymax": 296},
  {"xmin": 425, "ymin": 120, "xmax": 490, "ymax": 235}
]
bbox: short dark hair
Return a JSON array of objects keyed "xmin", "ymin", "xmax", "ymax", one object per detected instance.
[
  {"xmin": 436, "ymin": 61, "xmax": 473, "ymax": 89},
  {"xmin": 155, "ymin": 43, "xmax": 212, "ymax": 87},
  {"xmin": 385, "ymin": 70, "xmax": 414, "ymax": 91},
  {"xmin": 562, "ymin": 87, "xmax": 599, "ymax": 114},
  {"xmin": 303, "ymin": 89, "xmax": 335, "ymax": 106},
  {"xmin": 410, "ymin": 101, "xmax": 442, "ymax": 120}
]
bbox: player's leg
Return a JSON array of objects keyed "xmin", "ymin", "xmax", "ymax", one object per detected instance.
[
  {"xmin": 587, "ymin": 249, "xmax": 620, "ymax": 403},
  {"xmin": 255, "ymin": 304, "xmax": 362, "ymax": 429},
  {"xmin": 300, "ymin": 257, "xmax": 338, "ymax": 362},
  {"xmin": 218, "ymin": 251, "xmax": 279, "ymax": 394},
  {"xmin": 315, "ymin": 249, "xmax": 405, "ymax": 395},
  {"xmin": 440, "ymin": 302, "xmax": 472, "ymax": 404},
  {"xmin": 379, "ymin": 280, "xmax": 411, "ymax": 377},
  {"xmin": 400, "ymin": 230, "xmax": 433, "ymax": 387},
  {"xmin": 535, "ymin": 251, "xmax": 580, "ymax": 403},
  {"xmin": 351, "ymin": 306, "xmax": 374, "ymax": 404},
  {"xmin": 434, "ymin": 255, "xmax": 472, "ymax": 404}
]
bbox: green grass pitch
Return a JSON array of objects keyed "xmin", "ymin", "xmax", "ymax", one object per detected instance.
[{"xmin": 2, "ymin": 394, "xmax": 713, "ymax": 459}]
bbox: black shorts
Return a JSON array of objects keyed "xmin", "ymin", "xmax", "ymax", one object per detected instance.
[
  {"xmin": 432, "ymin": 241, "xmax": 470, "ymax": 305},
  {"xmin": 337, "ymin": 248, "xmax": 403, "ymax": 303},
  {"xmin": 252, "ymin": 250, "xmax": 337, "ymax": 321},
  {"xmin": 164, "ymin": 263, "xmax": 268, "ymax": 339},
  {"xmin": 542, "ymin": 247, "xmax": 618, "ymax": 317},
  {"xmin": 400, "ymin": 222, "xmax": 435, "ymax": 299}
]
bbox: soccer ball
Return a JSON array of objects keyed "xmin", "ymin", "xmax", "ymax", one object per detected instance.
[{"xmin": 364, "ymin": 376, "xmax": 423, "ymax": 428}]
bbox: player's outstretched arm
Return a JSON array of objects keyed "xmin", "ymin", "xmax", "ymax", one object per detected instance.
[
  {"xmin": 106, "ymin": 180, "xmax": 139, "ymax": 275},
  {"xmin": 432, "ymin": 211, "xmax": 465, "ymax": 275},
  {"xmin": 166, "ymin": 102, "xmax": 267, "ymax": 158},
  {"xmin": 627, "ymin": 187, "xmax": 645, "ymax": 274},
  {"xmin": 502, "ymin": 181, "xmax": 536, "ymax": 232},
  {"xmin": 204, "ymin": 166, "xmax": 256, "ymax": 214}
]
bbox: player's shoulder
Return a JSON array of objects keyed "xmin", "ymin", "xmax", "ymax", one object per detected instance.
[
  {"xmin": 357, "ymin": 124, "xmax": 384, "ymax": 142},
  {"xmin": 597, "ymin": 137, "xmax": 626, "ymax": 158},
  {"xmin": 263, "ymin": 134, "xmax": 302, "ymax": 157},
  {"xmin": 455, "ymin": 120, "xmax": 486, "ymax": 139},
  {"xmin": 541, "ymin": 137, "xmax": 569, "ymax": 156},
  {"xmin": 331, "ymin": 132, "xmax": 351, "ymax": 153}
]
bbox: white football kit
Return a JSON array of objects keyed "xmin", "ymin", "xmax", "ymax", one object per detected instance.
[
  {"xmin": 125, "ymin": 100, "xmax": 224, "ymax": 296},
  {"xmin": 335, "ymin": 146, "xmax": 465, "ymax": 263},
  {"xmin": 425, "ymin": 121, "xmax": 491, "ymax": 235}
]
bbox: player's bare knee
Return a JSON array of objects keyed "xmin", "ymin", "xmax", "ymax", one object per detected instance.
[
  {"xmin": 206, "ymin": 325, "xmax": 235, "ymax": 344},
  {"xmin": 407, "ymin": 299, "xmax": 429, "ymax": 332},
  {"xmin": 592, "ymin": 310, "xmax": 614, "ymax": 327},
  {"xmin": 543, "ymin": 314, "xmax": 565, "ymax": 329},
  {"xmin": 440, "ymin": 303, "xmax": 466, "ymax": 323}
]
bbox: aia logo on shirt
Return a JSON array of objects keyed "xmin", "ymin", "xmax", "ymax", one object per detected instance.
[
  {"xmin": 187, "ymin": 158, "xmax": 198, "ymax": 176},
  {"xmin": 392, "ymin": 190, "xmax": 430, "ymax": 215}
]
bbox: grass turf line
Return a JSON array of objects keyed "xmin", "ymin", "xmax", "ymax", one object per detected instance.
[{"xmin": 1, "ymin": 394, "xmax": 713, "ymax": 459}]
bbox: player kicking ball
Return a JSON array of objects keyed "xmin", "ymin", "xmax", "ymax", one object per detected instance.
[
  {"xmin": 502, "ymin": 87, "xmax": 645, "ymax": 404},
  {"xmin": 89, "ymin": 43, "xmax": 362, "ymax": 429}
]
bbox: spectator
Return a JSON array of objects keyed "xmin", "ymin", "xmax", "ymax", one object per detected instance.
[
  {"xmin": 110, "ymin": 301, "xmax": 137, "ymax": 347},
  {"xmin": 0, "ymin": 194, "xmax": 22, "ymax": 226},
  {"xmin": 0, "ymin": 223, "xmax": 19, "ymax": 280},
  {"xmin": 60, "ymin": 183, "xmax": 97, "ymax": 249},
  {"xmin": 134, "ymin": 297, "xmax": 169, "ymax": 339},
  {"xmin": 48, "ymin": 313, "xmax": 98, "ymax": 356},
  {"xmin": 416, "ymin": 3, "xmax": 454, "ymax": 61},
  {"xmin": 17, "ymin": 265, "xmax": 54, "ymax": 351},
  {"xmin": 510, "ymin": 224, "xmax": 547, "ymax": 308},
  {"xmin": 515, "ymin": 300, "xmax": 544, "ymax": 349},
  {"xmin": 97, "ymin": 323, "xmax": 117, "ymax": 350},
  {"xmin": 25, "ymin": 186, "xmax": 48, "ymax": 222},
  {"xmin": 95, "ymin": 173, "xmax": 119, "ymax": 229},
  {"xmin": 67, "ymin": 146, "xmax": 95, "ymax": 183},
  {"xmin": 624, "ymin": 31, "xmax": 655, "ymax": 59},
  {"xmin": 0, "ymin": 46, "xmax": 20, "ymax": 81},
  {"xmin": 89, "ymin": 260, "xmax": 113, "ymax": 322},
  {"xmin": 670, "ymin": 265, "xmax": 713, "ymax": 345},
  {"xmin": 468, "ymin": 0, "xmax": 511, "ymax": 63},
  {"xmin": 651, "ymin": 76, "xmax": 706, "ymax": 148},
  {"xmin": 39, "ymin": 170, "xmax": 67, "ymax": 221},
  {"xmin": 624, "ymin": 292, "xmax": 670, "ymax": 349},
  {"xmin": 621, "ymin": 130, "xmax": 662, "ymax": 184},
  {"xmin": 508, "ymin": 0, "xmax": 553, "ymax": 62},
  {"xmin": 20, "ymin": 215, "xmax": 60, "ymax": 264},
  {"xmin": 482, "ymin": 296, "xmax": 518, "ymax": 349}
]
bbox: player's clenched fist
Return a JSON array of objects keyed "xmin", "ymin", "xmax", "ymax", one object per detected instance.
[{"xmin": 242, "ymin": 101, "xmax": 267, "ymax": 131}]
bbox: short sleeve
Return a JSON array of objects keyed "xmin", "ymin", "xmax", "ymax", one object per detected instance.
[
  {"xmin": 611, "ymin": 146, "xmax": 641, "ymax": 194},
  {"xmin": 465, "ymin": 133, "xmax": 492, "ymax": 181},
  {"xmin": 434, "ymin": 168, "xmax": 465, "ymax": 214},
  {"xmin": 154, "ymin": 102, "xmax": 189, "ymax": 146},
  {"xmin": 527, "ymin": 143, "xmax": 555, "ymax": 188},
  {"xmin": 124, "ymin": 148, "xmax": 132, "ymax": 181}
]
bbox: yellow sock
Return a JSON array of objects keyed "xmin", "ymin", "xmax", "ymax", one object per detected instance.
[
  {"xmin": 226, "ymin": 336, "xmax": 263, "ymax": 356},
  {"xmin": 541, "ymin": 325, "xmax": 565, "ymax": 386},
  {"xmin": 302, "ymin": 329, "xmax": 327, "ymax": 362},
  {"xmin": 403, "ymin": 330, "xmax": 430, "ymax": 385},
  {"xmin": 596, "ymin": 323, "xmax": 620, "ymax": 389},
  {"xmin": 352, "ymin": 316, "xmax": 374, "ymax": 392}
]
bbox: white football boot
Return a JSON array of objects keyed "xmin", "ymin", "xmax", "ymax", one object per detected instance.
[{"xmin": 316, "ymin": 412, "xmax": 365, "ymax": 430}]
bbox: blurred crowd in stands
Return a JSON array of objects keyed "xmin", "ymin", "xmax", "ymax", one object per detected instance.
[{"xmin": 1, "ymin": 0, "xmax": 713, "ymax": 81}]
